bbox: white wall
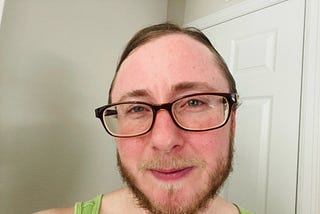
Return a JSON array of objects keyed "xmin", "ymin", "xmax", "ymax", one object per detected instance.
[
  {"xmin": 167, "ymin": 0, "xmax": 185, "ymax": 25},
  {"xmin": 184, "ymin": 0, "xmax": 247, "ymax": 23},
  {"xmin": 0, "ymin": 1, "xmax": 167, "ymax": 213},
  {"xmin": 167, "ymin": 0, "xmax": 249, "ymax": 24}
]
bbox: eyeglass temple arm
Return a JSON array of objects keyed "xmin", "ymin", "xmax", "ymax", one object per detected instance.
[{"xmin": 95, "ymin": 108, "xmax": 118, "ymax": 118}]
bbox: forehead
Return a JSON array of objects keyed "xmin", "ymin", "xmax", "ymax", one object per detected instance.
[{"xmin": 112, "ymin": 34, "xmax": 229, "ymax": 102}]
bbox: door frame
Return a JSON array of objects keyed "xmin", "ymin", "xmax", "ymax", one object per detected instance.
[
  {"xmin": 185, "ymin": 0, "xmax": 288, "ymax": 28},
  {"xmin": 297, "ymin": 0, "xmax": 320, "ymax": 213},
  {"xmin": 185, "ymin": 0, "xmax": 320, "ymax": 213},
  {"xmin": 0, "ymin": 0, "xmax": 5, "ymax": 28}
]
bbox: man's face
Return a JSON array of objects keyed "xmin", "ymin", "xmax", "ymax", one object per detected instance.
[{"xmin": 111, "ymin": 34, "xmax": 236, "ymax": 214}]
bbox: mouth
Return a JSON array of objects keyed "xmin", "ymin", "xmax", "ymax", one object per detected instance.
[{"xmin": 150, "ymin": 167, "xmax": 194, "ymax": 181}]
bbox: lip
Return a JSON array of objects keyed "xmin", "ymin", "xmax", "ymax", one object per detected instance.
[{"xmin": 150, "ymin": 167, "xmax": 194, "ymax": 181}]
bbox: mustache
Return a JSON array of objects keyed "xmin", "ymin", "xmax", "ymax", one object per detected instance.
[{"xmin": 139, "ymin": 155, "xmax": 206, "ymax": 171}]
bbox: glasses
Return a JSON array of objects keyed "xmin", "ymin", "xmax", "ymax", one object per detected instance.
[{"xmin": 95, "ymin": 92, "xmax": 238, "ymax": 138}]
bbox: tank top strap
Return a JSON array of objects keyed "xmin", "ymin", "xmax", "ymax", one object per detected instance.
[
  {"xmin": 74, "ymin": 194, "xmax": 102, "ymax": 214},
  {"xmin": 234, "ymin": 203, "xmax": 253, "ymax": 214}
]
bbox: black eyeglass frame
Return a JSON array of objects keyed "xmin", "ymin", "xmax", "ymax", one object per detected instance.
[{"xmin": 95, "ymin": 92, "xmax": 238, "ymax": 138}]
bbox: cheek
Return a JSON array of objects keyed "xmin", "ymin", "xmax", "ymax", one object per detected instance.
[
  {"xmin": 185, "ymin": 127, "xmax": 231, "ymax": 162},
  {"xmin": 117, "ymin": 138, "xmax": 146, "ymax": 164}
]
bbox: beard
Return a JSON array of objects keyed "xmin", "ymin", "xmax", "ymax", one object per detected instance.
[{"xmin": 117, "ymin": 129, "xmax": 234, "ymax": 214}]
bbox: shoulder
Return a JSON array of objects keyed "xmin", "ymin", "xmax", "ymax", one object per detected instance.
[
  {"xmin": 211, "ymin": 196, "xmax": 240, "ymax": 214},
  {"xmin": 100, "ymin": 188, "xmax": 129, "ymax": 211},
  {"xmin": 33, "ymin": 207, "xmax": 74, "ymax": 214},
  {"xmin": 212, "ymin": 197, "xmax": 253, "ymax": 214},
  {"xmin": 100, "ymin": 187, "xmax": 143, "ymax": 213}
]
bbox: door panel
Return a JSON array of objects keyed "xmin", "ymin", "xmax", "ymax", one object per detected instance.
[{"xmin": 202, "ymin": 0, "xmax": 305, "ymax": 213}]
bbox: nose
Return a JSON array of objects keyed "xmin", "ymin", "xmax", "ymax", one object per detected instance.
[{"xmin": 149, "ymin": 109, "xmax": 184, "ymax": 153}]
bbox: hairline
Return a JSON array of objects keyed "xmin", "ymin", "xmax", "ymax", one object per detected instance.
[{"xmin": 108, "ymin": 24, "xmax": 237, "ymax": 104}]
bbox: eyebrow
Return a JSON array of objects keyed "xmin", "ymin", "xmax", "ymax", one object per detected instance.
[
  {"xmin": 172, "ymin": 81, "xmax": 217, "ymax": 94},
  {"xmin": 117, "ymin": 81, "xmax": 217, "ymax": 102},
  {"xmin": 118, "ymin": 89, "xmax": 150, "ymax": 102}
]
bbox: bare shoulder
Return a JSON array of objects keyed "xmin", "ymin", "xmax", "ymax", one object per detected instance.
[
  {"xmin": 101, "ymin": 187, "xmax": 129, "ymax": 209},
  {"xmin": 102, "ymin": 187, "xmax": 129, "ymax": 201},
  {"xmin": 100, "ymin": 187, "xmax": 140, "ymax": 213},
  {"xmin": 33, "ymin": 206, "xmax": 74, "ymax": 214},
  {"xmin": 212, "ymin": 196, "xmax": 240, "ymax": 214}
]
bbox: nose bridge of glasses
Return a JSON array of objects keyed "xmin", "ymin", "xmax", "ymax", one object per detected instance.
[
  {"xmin": 154, "ymin": 102, "xmax": 171, "ymax": 111},
  {"xmin": 152, "ymin": 103, "xmax": 176, "ymax": 122}
]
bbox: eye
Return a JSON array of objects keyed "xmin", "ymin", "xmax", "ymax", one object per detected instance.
[
  {"xmin": 176, "ymin": 97, "xmax": 208, "ymax": 111},
  {"xmin": 126, "ymin": 105, "xmax": 147, "ymax": 114},
  {"xmin": 187, "ymin": 99, "xmax": 203, "ymax": 106},
  {"xmin": 115, "ymin": 103, "xmax": 151, "ymax": 119},
  {"xmin": 122, "ymin": 104, "xmax": 151, "ymax": 119},
  {"xmin": 128, "ymin": 105, "xmax": 146, "ymax": 113}
]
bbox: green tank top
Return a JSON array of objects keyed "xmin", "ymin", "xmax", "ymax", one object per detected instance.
[
  {"xmin": 74, "ymin": 195, "xmax": 102, "ymax": 214},
  {"xmin": 74, "ymin": 194, "xmax": 253, "ymax": 214},
  {"xmin": 237, "ymin": 206, "xmax": 253, "ymax": 214}
]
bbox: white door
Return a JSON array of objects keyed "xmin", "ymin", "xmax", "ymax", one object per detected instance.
[{"xmin": 201, "ymin": 0, "xmax": 305, "ymax": 213}]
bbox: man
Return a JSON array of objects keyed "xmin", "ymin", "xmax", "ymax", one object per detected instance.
[{"xmin": 36, "ymin": 23, "xmax": 251, "ymax": 214}]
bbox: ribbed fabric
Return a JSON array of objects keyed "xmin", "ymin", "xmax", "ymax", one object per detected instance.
[
  {"xmin": 239, "ymin": 206, "xmax": 253, "ymax": 214},
  {"xmin": 74, "ymin": 195, "xmax": 102, "ymax": 214}
]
